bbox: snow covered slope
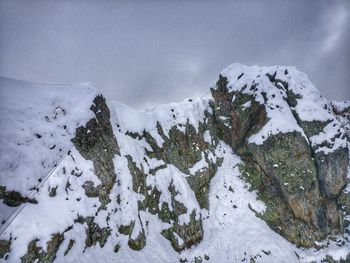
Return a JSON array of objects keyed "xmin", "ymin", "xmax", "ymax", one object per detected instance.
[
  {"xmin": 0, "ymin": 64, "xmax": 349, "ymax": 263},
  {"xmin": 0, "ymin": 77, "xmax": 97, "ymax": 226}
]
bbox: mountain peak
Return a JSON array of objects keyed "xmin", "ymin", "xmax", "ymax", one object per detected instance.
[{"xmin": 0, "ymin": 65, "xmax": 349, "ymax": 262}]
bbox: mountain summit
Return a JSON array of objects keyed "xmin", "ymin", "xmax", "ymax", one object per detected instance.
[{"xmin": 0, "ymin": 64, "xmax": 349, "ymax": 262}]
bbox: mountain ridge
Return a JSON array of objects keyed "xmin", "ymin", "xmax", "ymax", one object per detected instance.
[{"xmin": 0, "ymin": 64, "xmax": 349, "ymax": 262}]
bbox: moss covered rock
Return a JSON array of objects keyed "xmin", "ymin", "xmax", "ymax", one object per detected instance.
[
  {"xmin": 210, "ymin": 73, "xmax": 349, "ymax": 248},
  {"xmin": 21, "ymin": 233, "xmax": 64, "ymax": 263},
  {"xmin": 72, "ymin": 95, "xmax": 120, "ymax": 209},
  {"xmin": 128, "ymin": 230, "xmax": 146, "ymax": 251},
  {"xmin": 161, "ymin": 211, "xmax": 203, "ymax": 252},
  {"xmin": 0, "ymin": 239, "xmax": 11, "ymax": 259},
  {"xmin": 314, "ymin": 148, "xmax": 349, "ymax": 198},
  {"xmin": 0, "ymin": 185, "xmax": 37, "ymax": 207}
]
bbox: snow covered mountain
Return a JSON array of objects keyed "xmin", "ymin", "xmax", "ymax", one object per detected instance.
[{"xmin": 0, "ymin": 64, "xmax": 349, "ymax": 263}]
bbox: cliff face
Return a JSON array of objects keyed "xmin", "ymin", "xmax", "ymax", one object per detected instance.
[
  {"xmin": 211, "ymin": 65, "xmax": 349, "ymax": 248},
  {"xmin": 0, "ymin": 65, "xmax": 349, "ymax": 263}
]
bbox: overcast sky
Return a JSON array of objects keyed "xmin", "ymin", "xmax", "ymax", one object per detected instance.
[{"xmin": 0, "ymin": 0, "xmax": 349, "ymax": 108}]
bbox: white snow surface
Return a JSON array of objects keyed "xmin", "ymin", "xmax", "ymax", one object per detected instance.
[
  {"xmin": 0, "ymin": 77, "xmax": 97, "ymax": 225},
  {"xmin": 221, "ymin": 63, "xmax": 348, "ymax": 153},
  {"xmin": 0, "ymin": 69, "xmax": 349, "ymax": 263},
  {"xmin": 0, "ymin": 77, "xmax": 97, "ymax": 194}
]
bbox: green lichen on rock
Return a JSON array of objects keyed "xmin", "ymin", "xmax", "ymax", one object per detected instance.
[
  {"xmin": 126, "ymin": 112, "xmax": 221, "ymax": 212},
  {"xmin": 73, "ymin": 215, "xmax": 111, "ymax": 250},
  {"xmin": 320, "ymin": 254, "xmax": 350, "ymax": 263},
  {"xmin": 63, "ymin": 239, "xmax": 75, "ymax": 256},
  {"xmin": 144, "ymin": 121, "xmax": 210, "ymax": 174},
  {"xmin": 239, "ymin": 131, "xmax": 343, "ymax": 247},
  {"xmin": 293, "ymin": 117, "xmax": 348, "ymax": 199},
  {"xmin": 160, "ymin": 183, "xmax": 203, "ymax": 251},
  {"xmin": 124, "ymin": 112, "xmax": 220, "ymax": 250},
  {"xmin": 247, "ymin": 132, "xmax": 320, "ymax": 221},
  {"xmin": 285, "ymin": 88, "xmax": 301, "ymax": 108},
  {"xmin": 0, "ymin": 239, "xmax": 11, "ymax": 259},
  {"xmin": 83, "ymin": 217, "xmax": 111, "ymax": 249},
  {"xmin": 126, "ymin": 155, "xmax": 147, "ymax": 195},
  {"xmin": 48, "ymin": 186, "xmax": 57, "ymax": 197},
  {"xmin": 238, "ymin": 155, "xmax": 264, "ymax": 191},
  {"xmin": 161, "ymin": 211, "xmax": 203, "ymax": 252},
  {"xmin": 314, "ymin": 147, "xmax": 349, "ymax": 198},
  {"xmin": 283, "ymin": 87, "xmax": 349, "ymax": 199},
  {"xmin": 211, "ymin": 75, "xmax": 267, "ymax": 151},
  {"xmin": 128, "ymin": 230, "xmax": 146, "ymax": 251},
  {"xmin": 126, "ymin": 154, "xmax": 162, "ymax": 214},
  {"xmin": 298, "ymin": 120, "xmax": 331, "ymax": 138},
  {"xmin": 186, "ymin": 169, "xmax": 212, "ymax": 210},
  {"xmin": 210, "ymin": 75, "xmax": 234, "ymax": 146},
  {"xmin": 338, "ymin": 189, "xmax": 350, "ymax": 214},
  {"xmin": 0, "ymin": 185, "xmax": 37, "ymax": 207},
  {"xmin": 113, "ymin": 243, "xmax": 120, "ymax": 253},
  {"xmin": 241, "ymin": 157, "xmax": 327, "ymax": 247},
  {"xmin": 125, "ymin": 148, "xmax": 205, "ymax": 252},
  {"xmin": 210, "ymin": 73, "xmax": 349, "ymax": 248},
  {"xmin": 185, "ymin": 156, "xmax": 222, "ymax": 210},
  {"xmin": 142, "ymin": 109, "xmax": 218, "ymax": 169},
  {"xmin": 143, "ymin": 186, "xmax": 162, "ymax": 214},
  {"xmin": 254, "ymin": 190, "xmax": 279, "ymax": 224},
  {"xmin": 118, "ymin": 221, "xmax": 135, "ymax": 236},
  {"xmin": 118, "ymin": 219, "xmax": 146, "ymax": 251},
  {"xmin": 20, "ymin": 233, "xmax": 64, "ymax": 263},
  {"xmin": 81, "ymin": 181, "xmax": 100, "ymax": 198},
  {"xmin": 72, "ymin": 95, "xmax": 120, "ymax": 209},
  {"xmin": 194, "ymin": 256, "xmax": 203, "ymax": 263},
  {"xmin": 159, "ymin": 202, "xmax": 172, "ymax": 223},
  {"xmin": 168, "ymin": 182, "xmax": 188, "ymax": 216}
]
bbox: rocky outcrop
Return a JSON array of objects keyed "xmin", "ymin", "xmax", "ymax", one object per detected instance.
[
  {"xmin": 20, "ymin": 234, "xmax": 64, "ymax": 263},
  {"xmin": 1, "ymin": 65, "xmax": 349, "ymax": 262},
  {"xmin": 0, "ymin": 186, "xmax": 37, "ymax": 207},
  {"xmin": 210, "ymin": 74, "xmax": 267, "ymax": 150},
  {"xmin": 18, "ymin": 95, "xmax": 121, "ymax": 263},
  {"xmin": 118, "ymin": 106, "xmax": 226, "ymax": 253},
  {"xmin": 81, "ymin": 217, "xmax": 111, "ymax": 249},
  {"xmin": 210, "ymin": 71, "xmax": 349, "ymax": 248},
  {"xmin": 72, "ymin": 95, "xmax": 120, "ymax": 210},
  {"xmin": 140, "ymin": 120, "xmax": 221, "ymax": 210},
  {"xmin": 124, "ymin": 119, "xmax": 219, "ymax": 251},
  {"xmin": 314, "ymin": 148, "xmax": 348, "ymax": 199},
  {"xmin": 0, "ymin": 239, "xmax": 11, "ymax": 259},
  {"xmin": 161, "ymin": 210, "xmax": 203, "ymax": 252}
]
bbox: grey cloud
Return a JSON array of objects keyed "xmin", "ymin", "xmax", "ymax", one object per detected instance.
[{"xmin": 0, "ymin": 0, "xmax": 349, "ymax": 108}]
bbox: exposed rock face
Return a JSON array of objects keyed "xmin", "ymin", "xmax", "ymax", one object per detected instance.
[
  {"xmin": 210, "ymin": 74, "xmax": 267, "ymax": 150},
  {"xmin": 16, "ymin": 95, "xmax": 121, "ymax": 263},
  {"xmin": 0, "ymin": 239, "xmax": 11, "ymax": 259},
  {"xmin": 1, "ymin": 65, "xmax": 349, "ymax": 263},
  {"xmin": 331, "ymin": 101, "xmax": 350, "ymax": 140},
  {"xmin": 210, "ymin": 68, "xmax": 349, "ymax": 248},
  {"xmin": 72, "ymin": 95, "xmax": 120, "ymax": 209},
  {"xmin": 0, "ymin": 186, "xmax": 37, "ymax": 207},
  {"xmin": 292, "ymin": 107, "xmax": 348, "ymax": 200},
  {"xmin": 20, "ymin": 234, "xmax": 64, "ymax": 263},
  {"xmin": 124, "ymin": 118, "xmax": 220, "ymax": 251},
  {"xmin": 161, "ymin": 211, "xmax": 203, "ymax": 252},
  {"xmin": 140, "ymin": 119, "xmax": 220, "ymax": 210},
  {"xmin": 315, "ymin": 148, "xmax": 348, "ymax": 199},
  {"xmin": 83, "ymin": 217, "xmax": 111, "ymax": 249}
]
